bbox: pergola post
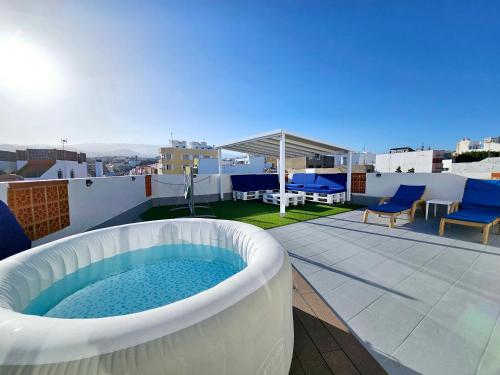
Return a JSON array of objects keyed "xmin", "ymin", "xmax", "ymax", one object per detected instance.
[
  {"xmin": 218, "ymin": 148, "xmax": 224, "ymax": 200},
  {"xmin": 279, "ymin": 131, "xmax": 286, "ymax": 216},
  {"xmin": 346, "ymin": 151, "xmax": 352, "ymax": 202}
]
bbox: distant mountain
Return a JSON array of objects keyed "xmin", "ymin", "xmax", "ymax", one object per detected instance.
[{"xmin": 0, "ymin": 143, "xmax": 162, "ymax": 157}]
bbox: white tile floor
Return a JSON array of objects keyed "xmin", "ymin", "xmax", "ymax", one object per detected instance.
[{"xmin": 268, "ymin": 209, "xmax": 500, "ymax": 375}]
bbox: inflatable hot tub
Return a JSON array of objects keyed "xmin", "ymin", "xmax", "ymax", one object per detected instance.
[{"xmin": 0, "ymin": 219, "xmax": 293, "ymax": 374}]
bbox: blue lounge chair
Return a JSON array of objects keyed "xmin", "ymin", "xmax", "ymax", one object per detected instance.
[
  {"xmin": 439, "ymin": 179, "xmax": 500, "ymax": 244},
  {"xmin": 0, "ymin": 200, "xmax": 31, "ymax": 260},
  {"xmin": 363, "ymin": 185, "xmax": 426, "ymax": 228}
]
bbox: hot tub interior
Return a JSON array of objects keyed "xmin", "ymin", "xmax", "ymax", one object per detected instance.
[{"xmin": 24, "ymin": 244, "xmax": 246, "ymax": 319}]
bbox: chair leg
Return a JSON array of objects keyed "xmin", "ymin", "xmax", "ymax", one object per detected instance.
[
  {"xmin": 409, "ymin": 210, "xmax": 415, "ymax": 223},
  {"xmin": 439, "ymin": 219, "xmax": 446, "ymax": 236},
  {"xmin": 482, "ymin": 224, "xmax": 491, "ymax": 245},
  {"xmin": 389, "ymin": 215, "xmax": 395, "ymax": 228},
  {"xmin": 362, "ymin": 210, "xmax": 369, "ymax": 223}
]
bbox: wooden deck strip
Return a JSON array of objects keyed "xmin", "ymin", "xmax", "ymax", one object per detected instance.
[{"xmin": 291, "ymin": 268, "xmax": 387, "ymax": 375}]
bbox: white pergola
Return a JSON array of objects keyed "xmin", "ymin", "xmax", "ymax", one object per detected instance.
[{"xmin": 216, "ymin": 129, "xmax": 353, "ymax": 216}]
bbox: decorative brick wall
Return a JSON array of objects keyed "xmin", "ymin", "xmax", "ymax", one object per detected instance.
[
  {"xmin": 351, "ymin": 173, "xmax": 366, "ymax": 194},
  {"xmin": 145, "ymin": 175, "xmax": 152, "ymax": 197},
  {"xmin": 7, "ymin": 180, "xmax": 70, "ymax": 240}
]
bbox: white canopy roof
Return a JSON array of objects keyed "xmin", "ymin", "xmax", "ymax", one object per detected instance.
[{"xmin": 216, "ymin": 129, "xmax": 352, "ymax": 158}]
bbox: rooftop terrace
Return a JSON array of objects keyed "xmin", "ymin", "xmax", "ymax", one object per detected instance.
[
  {"xmin": 1, "ymin": 172, "xmax": 499, "ymax": 374},
  {"xmin": 272, "ymin": 209, "xmax": 500, "ymax": 375}
]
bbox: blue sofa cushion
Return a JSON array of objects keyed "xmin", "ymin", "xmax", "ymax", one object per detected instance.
[
  {"xmin": 304, "ymin": 184, "xmax": 328, "ymax": 189},
  {"xmin": 391, "ymin": 185, "xmax": 426, "ymax": 206},
  {"xmin": 461, "ymin": 179, "xmax": 500, "ymax": 210},
  {"xmin": 0, "ymin": 200, "xmax": 31, "ymax": 260},
  {"xmin": 367, "ymin": 202, "xmax": 411, "ymax": 213},
  {"xmin": 231, "ymin": 174, "xmax": 279, "ymax": 192},
  {"xmin": 314, "ymin": 174, "xmax": 347, "ymax": 188},
  {"xmin": 290, "ymin": 173, "xmax": 316, "ymax": 185},
  {"xmin": 445, "ymin": 207, "xmax": 500, "ymax": 224},
  {"xmin": 303, "ymin": 187, "xmax": 345, "ymax": 194},
  {"xmin": 289, "ymin": 173, "xmax": 347, "ymax": 194}
]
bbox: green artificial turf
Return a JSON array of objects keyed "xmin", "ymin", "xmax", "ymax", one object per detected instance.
[{"xmin": 140, "ymin": 200, "xmax": 363, "ymax": 230}]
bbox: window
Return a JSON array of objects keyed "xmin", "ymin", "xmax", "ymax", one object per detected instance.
[
  {"xmin": 70, "ymin": 169, "xmax": 75, "ymax": 178},
  {"xmin": 162, "ymin": 154, "xmax": 172, "ymax": 160},
  {"xmin": 57, "ymin": 169, "xmax": 63, "ymax": 179},
  {"xmin": 164, "ymin": 164, "xmax": 172, "ymax": 170},
  {"xmin": 182, "ymin": 154, "xmax": 191, "ymax": 160}
]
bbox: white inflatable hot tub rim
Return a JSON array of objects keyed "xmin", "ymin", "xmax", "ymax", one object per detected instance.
[{"xmin": 0, "ymin": 218, "xmax": 286, "ymax": 365}]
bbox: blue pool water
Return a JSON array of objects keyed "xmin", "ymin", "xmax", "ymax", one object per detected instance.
[{"xmin": 24, "ymin": 244, "xmax": 245, "ymax": 319}]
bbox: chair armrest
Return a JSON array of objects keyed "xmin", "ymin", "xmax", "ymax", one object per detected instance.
[
  {"xmin": 379, "ymin": 197, "xmax": 391, "ymax": 204},
  {"xmin": 450, "ymin": 201, "xmax": 460, "ymax": 213},
  {"xmin": 411, "ymin": 199, "xmax": 426, "ymax": 211}
]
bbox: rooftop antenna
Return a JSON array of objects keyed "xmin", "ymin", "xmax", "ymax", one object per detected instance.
[
  {"xmin": 170, "ymin": 132, "xmax": 173, "ymax": 145},
  {"xmin": 61, "ymin": 138, "xmax": 68, "ymax": 179}
]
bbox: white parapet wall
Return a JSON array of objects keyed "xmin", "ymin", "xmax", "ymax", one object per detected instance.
[
  {"xmin": 1, "ymin": 174, "xmax": 235, "ymax": 246},
  {"xmin": 362, "ymin": 172, "xmax": 468, "ymax": 202},
  {"xmin": 33, "ymin": 176, "xmax": 150, "ymax": 245},
  {"xmin": 447, "ymin": 157, "xmax": 500, "ymax": 179}
]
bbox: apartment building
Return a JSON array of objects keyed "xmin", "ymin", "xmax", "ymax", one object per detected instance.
[
  {"xmin": 376, "ymin": 149, "xmax": 452, "ymax": 173},
  {"xmin": 456, "ymin": 136, "xmax": 500, "ymax": 154},
  {"xmin": 159, "ymin": 140, "xmax": 218, "ymax": 174}
]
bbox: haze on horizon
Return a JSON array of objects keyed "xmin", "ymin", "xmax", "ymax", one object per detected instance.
[{"xmin": 1, "ymin": 1, "xmax": 499, "ymax": 154}]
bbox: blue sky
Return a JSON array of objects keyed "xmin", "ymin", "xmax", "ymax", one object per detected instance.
[{"xmin": 1, "ymin": 1, "xmax": 499, "ymax": 153}]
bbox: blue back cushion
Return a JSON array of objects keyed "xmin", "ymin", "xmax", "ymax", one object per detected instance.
[
  {"xmin": 314, "ymin": 174, "xmax": 347, "ymax": 189},
  {"xmin": 291, "ymin": 173, "xmax": 316, "ymax": 185},
  {"xmin": 462, "ymin": 179, "xmax": 500, "ymax": 210},
  {"xmin": 0, "ymin": 200, "xmax": 31, "ymax": 260},
  {"xmin": 391, "ymin": 185, "xmax": 426, "ymax": 206},
  {"xmin": 231, "ymin": 174, "xmax": 279, "ymax": 191},
  {"xmin": 257, "ymin": 174, "xmax": 279, "ymax": 189}
]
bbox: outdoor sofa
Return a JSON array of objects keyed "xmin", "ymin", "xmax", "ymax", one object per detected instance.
[
  {"xmin": 230, "ymin": 174, "xmax": 280, "ymax": 201},
  {"xmin": 286, "ymin": 173, "xmax": 346, "ymax": 204},
  {"xmin": 439, "ymin": 178, "xmax": 500, "ymax": 244},
  {"xmin": 363, "ymin": 184, "xmax": 426, "ymax": 228}
]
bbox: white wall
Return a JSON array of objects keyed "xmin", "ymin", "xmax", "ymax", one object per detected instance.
[
  {"xmin": 334, "ymin": 152, "xmax": 376, "ymax": 166},
  {"xmin": 447, "ymin": 157, "xmax": 500, "ymax": 178},
  {"xmin": 364, "ymin": 173, "xmax": 467, "ymax": 201},
  {"xmin": 375, "ymin": 150, "xmax": 434, "ymax": 173},
  {"xmin": 152, "ymin": 174, "xmax": 232, "ymax": 198},
  {"xmin": 16, "ymin": 160, "xmax": 27, "ymax": 170},
  {"xmin": 42, "ymin": 161, "xmax": 88, "ymax": 179},
  {"xmin": 4, "ymin": 174, "xmax": 234, "ymax": 246},
  {"xmin": 198, "ymin": 157, "xmax": 267, "ymax": 174},
  {"xmin": 35, "ymin": 176, "xmax": 149, "ymax": 245},
  {"xmin": 0, "ymin": 183, "xmax": 7, "ymax": 203}
]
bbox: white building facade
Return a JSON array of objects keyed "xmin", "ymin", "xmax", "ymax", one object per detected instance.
[{"xmin": 376, "ymin": 150, "xmax": 450, "ymax": 173}]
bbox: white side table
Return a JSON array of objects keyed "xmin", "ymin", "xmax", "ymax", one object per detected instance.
[{"xmin": 425, "ymin": 199, "xmax": 455, "ymax": 220}]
